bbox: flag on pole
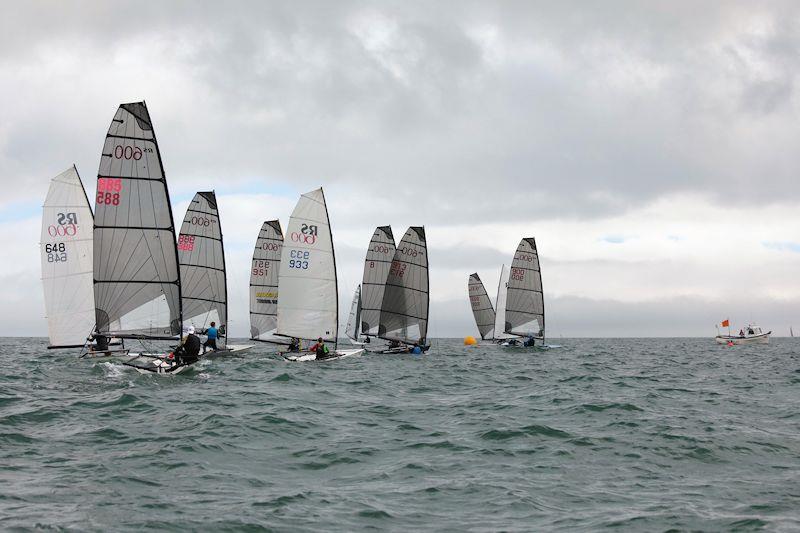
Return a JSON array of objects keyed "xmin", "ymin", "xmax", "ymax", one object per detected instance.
[{"xmin": 721, "ymin": 319, "xmax": 730, "ymax": 327}]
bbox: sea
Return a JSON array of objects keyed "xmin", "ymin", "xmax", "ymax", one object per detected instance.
[{"xmin": 1, "ymin": 337, "xmax": 798, "ymax": 532}]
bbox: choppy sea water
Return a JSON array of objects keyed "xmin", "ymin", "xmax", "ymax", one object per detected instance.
[{"xmin": 1, "ymin": 337, "xmax": 799, "ymax": 531}]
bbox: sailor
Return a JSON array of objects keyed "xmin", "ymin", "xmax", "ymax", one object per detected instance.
[
  {"xmin": 739, "ymin": 329, "xmax": 745, "ymax": 337},
  {"xmin": 409, "ymin": 343, "xmax": 422, "ymax": 355},
  {"xmin": 174, "ymin": 326, "xmax": 201, "ymax": 365},
  {"xmin": 388, "ymin": 340, "xmax": 401, "ymax": 350},
  {"xmin": 93, "ymin": 333, "xmax": 109, "ymax": 352},
  {"xmin": 523, "ymin": 336, "xmax": 536, "ymax": 347},
  {"xmin": 288, "ymin": 337, "xmax": 301, "ymax": 353},
  {"xmin": 309, "ymin": 337, "xmax": 331, "ymax": 359},
  {"xmin": 202, "ymin": 321, "xmax": 219, "ymax": 354}
]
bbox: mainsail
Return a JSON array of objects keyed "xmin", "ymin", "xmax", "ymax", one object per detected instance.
[
  {"xmin": 493, "ymin": 264, "xmax": 517, "ymax": 340},
  {"xmin": 505, "ymin": 237, "xmax": 545, "ymax": 338},
  {"xmin": 345, "ymin": 284, "xmax": 362, "ymax": 341},
  {"xmin": 276, "ymin": 188, "xmax": 338, "ymax": 343},
  {"xmin": 249, "ymin": 220, "xmax": 284, "ymax": 342},
  {"xmin": 379, "ymin": 226, "xmax": 429, "ymax": 345},
  {"xmin": 40, "ymin": 166, "xmax": 95, "ymax": 348},
  {"xmin": 468, "ymin": 273, "xmax": 495, "ymax": 340},
  {"xmin": 93, "ymin": 101, "xmax": 181, "ymax": 339},
  {"xmin": 178, "ymin": 191, "xmax": 226, "ymax": 347},
  {"xmin": 360, "ymin": 226, "xmax": 395, "ymax": 336}
]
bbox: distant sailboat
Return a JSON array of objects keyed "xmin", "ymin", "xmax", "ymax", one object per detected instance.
[
  {"xmin": 177, "ymin": 192, "xmax": 252, "ymax": 354},
  {"xmin": 249, "ymin": 220, "xmax": 287, "ymax": 344},
  {"xmin": 277, "ymin": 188, "xmax": 364, "ymax": 361},
  {"xmin": 468, "ymin": 273, "xmax": 495, "ymax": 341},
  {"xmin": 41, "ymin": 166, "xmax": 96, "ymax": 349},
  {"xmin": 360, "ymin": 226, "xmax": 396, "ymax": 341},
  {"xmin": 345, "ymin": 284, "xmax": 364, "ymax": 344},
  {"xmin": 493, "ymin": 264, "xmax": 518, "ymax": 342},
  {"xmin": 377, "ymin": 226, "xmax": 430, "ymax": 353},
  {"xmin": 502, "ymin": 238, "xmax": 545, "ymax": 347}
]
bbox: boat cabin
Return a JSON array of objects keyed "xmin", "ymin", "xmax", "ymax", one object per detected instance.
[{"xmin": 739, "ymin": 325, "xmax": 763, "ymax": 337}]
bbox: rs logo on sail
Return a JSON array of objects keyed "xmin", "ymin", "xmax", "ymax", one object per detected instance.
[{"xmin": 290, "ymin": 223, "xmax": 318, "ymax": 245}]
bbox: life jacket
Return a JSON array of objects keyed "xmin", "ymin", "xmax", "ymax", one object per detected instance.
[{"xmin": 316, "ymin": 343, "xmax": 329, "ymax": 358}]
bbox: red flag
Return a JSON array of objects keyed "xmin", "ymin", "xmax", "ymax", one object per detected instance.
[{"xmin": 721, "ymin": 319, "xmax": 730, "ymax": 327}]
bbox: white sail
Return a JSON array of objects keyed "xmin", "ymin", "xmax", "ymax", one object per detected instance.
[
  {"xmin": 468, "ymin": 273, "xmax": 495, "ymax": 340},
  {"xmin": 93, "ymin": 101, "xmax": 181, "ymax": 339},
  {"xmin": 379, "ymin": 226, "xmax": 429, "ymax": 345},
  {"xmin": 250, "ymin": 220, "xmax": 284, "ymax": 342},
  {"xmin": 493, "ymin": 264, "xmax": 517, "ymax": 340},
  {"xmin": 178, "ymin": 191, "xmax": 226, "ymax": 347},
  {"xmin": 40, "ymin": 166, "xmax": 95, "ymax": 348},
  {"xmin": 360, "ymin": 226, "xmax": 395, "ymax": 336},
  {"xmin": 345, "ymin": 284, "xmax": 362, "ymax": 341},
  {"xmin": 276, "ymin": 188, "xmax": 338, "ymax": 342},
  {"xmin": 505, "ymin": 237, "xmax": 545, "ymax": 338}
]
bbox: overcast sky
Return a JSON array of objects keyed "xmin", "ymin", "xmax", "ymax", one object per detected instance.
[{"xmin": 3, "ymin": 1, "xmax": 800, "ymax": 338}]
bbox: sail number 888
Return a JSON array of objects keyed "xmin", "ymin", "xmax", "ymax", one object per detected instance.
[{"xmin": 289, "ymin": 250, "xmax": 309, "ymax": 269}]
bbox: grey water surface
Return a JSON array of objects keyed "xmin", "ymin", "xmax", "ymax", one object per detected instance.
[{"xmin": 1, "ymin": 338, "xmax": 799, "ymax": 531}]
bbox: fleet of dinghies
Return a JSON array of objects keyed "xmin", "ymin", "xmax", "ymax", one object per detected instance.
[{"xmin": 469, "ymin": 238, "xmax": 545, "ymax": 347}]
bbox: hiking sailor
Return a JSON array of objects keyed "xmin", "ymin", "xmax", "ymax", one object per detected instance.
[
  {"xmin": 173, "ymin": 326, "xmax": 202, "ymax": 366},
  {"xmin": 308, "ymin": 337, "xmax": 331, "ymax": 359}
]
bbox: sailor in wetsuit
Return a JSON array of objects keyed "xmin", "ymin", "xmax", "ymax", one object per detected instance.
[
  {"xmin": 308, "ymin": 337, "xmax": 331, "ymax": 359},
  {"xmin": 173, "ymin": 326, "xmax": 202, "ymax": 365},
  {"xmin": 202, "ymin": 321, "xmax": 220, "ymax": 354},
  {"xmin": 287, "ymin": 337, "xmax": 301, "ymax": 353}
]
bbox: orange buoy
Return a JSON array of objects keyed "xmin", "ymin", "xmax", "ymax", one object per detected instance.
[{"xmin": 464, "ymin": 336, "xmax": 477, "ymax": 346}]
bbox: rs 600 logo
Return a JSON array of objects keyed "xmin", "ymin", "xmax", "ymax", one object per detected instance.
[{"xmin": 291, "ymin": 223, "xmax": 318, "ymax": 245}]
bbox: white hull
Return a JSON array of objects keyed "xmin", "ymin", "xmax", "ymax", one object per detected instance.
[
  {"xmin": 282, "ymin": 348, "xmax": 365, "ymax": 362},
  {"xmin": 203, "ymin": 344, "xmax": 255, "ymax": 355},
  {"xmin": 715, "ymin": 333, "xmax": 770, "ymax": 345}
]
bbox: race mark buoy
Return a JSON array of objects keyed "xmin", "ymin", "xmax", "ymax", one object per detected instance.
[{"xmin": 464, "ymin": 336, "xmax": 477, "ymax": 346}]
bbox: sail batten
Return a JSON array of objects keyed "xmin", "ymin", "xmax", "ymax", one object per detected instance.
[
  {"xmin": 276, "ymin": 189, "xmax": 338, "ymax": 343},
  {"xmin": 378, "ymin": 226, "xmax": 429, "ymax": 345},
  {"xmin": 468, "ymin": 273, "xmax": 495, "ymax": 340},
  {"xmin": 41, "ymin": 166, "xmax": 96, "ymax": 347},
  {"xmin": 93, "ymin": 101, "xmax": 181, "ymax": 338},
  {"xmin": 505, "ymin": 238, "xmax": 545, "ymax": 338}
]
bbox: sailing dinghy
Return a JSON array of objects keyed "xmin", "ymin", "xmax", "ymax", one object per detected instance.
[
  {"xmin": 177, "ymin": 191, "xmax": 252, "ymax": 355},
  {"xmin": 345, "ymin": 284, "xmax": 365, "ymax": 345},
  {"xmin": 86, "ymin": 101, "xmax": 191, "ymax": 374},
  {"xmin": 277, "ymin": 188, "xmax": 364, "ymax": 361},
  {"xmin": 360, "ymin": 226, "xmax": 396, "ymax": 348},
  {"xmin": 375, "ymin": 226, "xmax": 430, "ymax": 354},
  {"xmin": 468, "ymin": 273, "xmax": 495, "ymax": 341},
  {"xmin": 500, "ymin": 238, "xmax": 545, "ymax": 347},
  {"xmin": 249, "ymin": 220, "xmax": 288, "ymax": 345},
  {"xmin": 41, "ymin": 166, "xmax": 126, "ymax": 353}
]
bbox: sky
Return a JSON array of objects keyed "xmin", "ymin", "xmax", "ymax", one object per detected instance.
[{"xmin": 2, "ymin": 0, "xmax": 800, "ymax": 338}]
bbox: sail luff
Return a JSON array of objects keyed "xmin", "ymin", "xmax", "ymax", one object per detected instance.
[
  {"xmin": 345, "ymin": 284, "xmax": 361, "ymax": 341},
  {"xmin": 41, "ymin": 166, "xmax": 96, "ymax": 347},
  {"xmin": 468, "ymin": 273, "xmax": 495, "ymax": 340},
  {"xmin": 493, "ymin": 264, "xmax": 517, "ymax": 340},
  {"xmin": 505, "ymin": 237, "xmax": 545, "ymax": 338},
  {"xmin": 93, "ymin": 101, "xmax": 182, "ymax": 339}
]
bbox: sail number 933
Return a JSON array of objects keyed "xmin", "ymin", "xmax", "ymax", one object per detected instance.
[{"xmin": 289, "ymin": 250, "xmax": 310, "ymax": 269}]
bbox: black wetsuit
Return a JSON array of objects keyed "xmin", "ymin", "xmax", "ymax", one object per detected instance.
[
  {"xmin": 174, "ymin": 334, "xmax": 202, "ymax": 365},
  {"xmin": 288, "ymin": 339, "xmax": 300, "ymax": 353},
  {"xmin": 94, "ymin": 335, "xmax": 109, "ymax": 351}
]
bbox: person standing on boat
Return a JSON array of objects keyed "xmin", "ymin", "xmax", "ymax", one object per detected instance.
[
  {"xmin": 739, "ymin": 329, "xmax": 745, "ymax": 337},
  {"xmin": 309, "ymin": 337, "xmax": 331, "ymax": 359},
  {"xmin": 202, "ymin": 321, "xmax": 219, "ymax": 354}
]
